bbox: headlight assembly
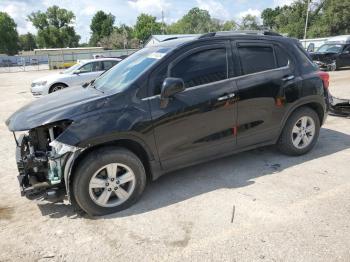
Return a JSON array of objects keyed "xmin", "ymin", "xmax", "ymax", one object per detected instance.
[
  {"xmin": 31, "ymin": 81, "xmax": 47, "ymax": 87},
  {"xmin": 49, "ymin": 140, "xmax": 80, "ymax": 156}
]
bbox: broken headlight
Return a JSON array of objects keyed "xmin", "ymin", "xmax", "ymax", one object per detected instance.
[{"xmin": 49, "ymin": 140, "xmax": 80, "ymax": 156}]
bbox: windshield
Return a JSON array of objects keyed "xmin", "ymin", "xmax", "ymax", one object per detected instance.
[
  {"xmin": 63, "ymin": 63, "xmax": 82, "ymax": 74},
  {"xmin": 317, "ymin": 44, "xmax": 343, "ymax": 53},
  {"xmin": 93, "ymin": 47, "xmax": 171, "ymax": 93}
]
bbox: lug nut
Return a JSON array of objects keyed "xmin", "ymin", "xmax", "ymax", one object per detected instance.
[
  {"xmin": 105, "ymin": 183, "xmax": 109, "ymax": 186},
  {"xmin": 116, "ymin": 180, "xmax": 120, "ymax": 184},
  {"xmin": 114, "ymin": 187, "xmax": 118, "ymax": 190},
  {"xmin": 108, "ymin": 188, "xmax": 112, "ymax": 191},
  {"xmin": 111, "ymin": 178, "xmax": 114, "ymax": 181}
]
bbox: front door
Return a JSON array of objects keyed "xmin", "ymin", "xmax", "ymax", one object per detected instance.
[{"xmin": 148, "ymin": 42, "xmax": 238, "ymax": 170}]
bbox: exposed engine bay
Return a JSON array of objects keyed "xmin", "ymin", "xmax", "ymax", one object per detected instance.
[{"xmin": 14, "ymin": 121, "xmax": 79, "ymax": 202}]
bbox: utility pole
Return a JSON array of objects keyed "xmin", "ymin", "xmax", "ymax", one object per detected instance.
[
  {"xmin": 161, "ymin": 10, "xmax": 165, "ymax": 34},
  {"xmin": 304, "ymin": 0, "xmax": 310, "ymax": 41}
]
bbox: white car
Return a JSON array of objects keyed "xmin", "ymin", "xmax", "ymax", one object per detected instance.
[{"xmin": 30, "ymin": 58, "xmax": 121, "ymax": 96}]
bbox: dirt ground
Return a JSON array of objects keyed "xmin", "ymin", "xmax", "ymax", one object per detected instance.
[{"xmin": 0, "ymin": 69, "xmax": 349, "ymax": 262}]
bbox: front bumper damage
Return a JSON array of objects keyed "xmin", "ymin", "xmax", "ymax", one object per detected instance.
[
  {"xmin": 314, "ymin": 60, "xmax": 336, "ymax": 71},
  {"xmin": 329, "ymin": 96, "xmax": 350, "ymax": 117},
  {"xmin": 13, "ymin": 123, "xmax": 82, "ymax": 202}
]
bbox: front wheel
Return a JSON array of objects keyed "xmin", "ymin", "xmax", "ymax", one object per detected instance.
[
  {"xmin": 277, "ymin": 107, "xmax": 320, "ymax": 156},
  {"xmin": 73, "ymin": 147, "xmax": 146, "ymax": 216}
]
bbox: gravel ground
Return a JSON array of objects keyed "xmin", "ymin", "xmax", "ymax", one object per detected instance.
[{"xmin": 0, "ymin": 70, "xmax": 349, "ymax": 262}]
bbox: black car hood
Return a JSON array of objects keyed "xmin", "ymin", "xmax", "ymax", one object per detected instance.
[
  {"xmin": 6, "ymin": 86, "xmax": 107, "ymax": 131},
  {"xmin": 309, "ymin": 52, "xmax": 337, "ymax": 60}
]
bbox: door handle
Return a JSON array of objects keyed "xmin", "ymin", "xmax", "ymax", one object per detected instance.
[
  {"xmin": 282, "ymin": 75, "xmax": 295, "ymax": 81},
  {"xmin": 218, "ymin": 93, "xmax": 235, "ymax": 101}
]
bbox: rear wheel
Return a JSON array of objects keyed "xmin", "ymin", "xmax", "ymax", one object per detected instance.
[
  {"xmin": 73, "ymin": 147, "xmax": 146, "ymax": 216},
  {"xmin": 278, "ymin": 107, "xmax": 320, "ymax": 156}
]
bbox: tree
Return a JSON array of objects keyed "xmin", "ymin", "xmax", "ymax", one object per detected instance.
[
  {"xmin": 309, "ymin": 0, "xmax": 350, "ymax": 37},
  {"xmin": 134, "ymin": 14, "xmax": 161, "ymax": 43},
  {"xmin": 0, "ymin": 12, "xmax": 19, "ymax": 55},
  {"xmin": 261, "ymin": 7, "xmax": 282, "ymax": 30},
  {"xmin": 240, "ymin": 15, "xmax": 261, "ymax": 30},
  {"xmin": 19, "ymin": 33, "xmax": 37, "ymax": 51},
  {"xmin": 89, "ymin": 11, "xmax": 115, "ymax": 46},
  {"xmin": 28, "ymin": 5, "xmax": 80, "ymax": 48},
  {"xmin": 168, "ymin": 7, "xmax": 212, "ymax": 34}
]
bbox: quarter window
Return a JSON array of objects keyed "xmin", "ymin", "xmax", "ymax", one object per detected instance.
[
  {"xmin": 171, "ymin": 48, "xmax": 227, "ymax": 88},
  {"xmin": 238, "ymin": 46, "xmax": 276, "ymax": 75}
]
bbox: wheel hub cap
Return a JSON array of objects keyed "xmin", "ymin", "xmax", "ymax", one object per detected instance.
[{"xmin": 291, "ymin": 116, "xmax": 315, "ymax": 149}]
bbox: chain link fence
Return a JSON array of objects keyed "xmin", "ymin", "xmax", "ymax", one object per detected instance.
[{"xmin": 0, "ymin": 49, "xmax": 138, "ymax": 73}]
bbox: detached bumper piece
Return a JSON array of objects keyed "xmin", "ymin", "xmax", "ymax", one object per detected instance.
[{"xmin": 329, "ymin": 96, "xmax": 350, "ymax": 117}]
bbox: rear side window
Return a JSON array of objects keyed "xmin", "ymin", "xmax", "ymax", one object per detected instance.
[
  {"xmin": 274, "ymin": 45, "xmax": 290, "ymax": 67},
  {"xmin": 238, "ymin": 46, "xmax": 276, "ymax": 74},
  {"xmin": 171, "ymin": 48, "xmax": 227, "ymax": 88},
  {"xmin": 103, "ymin": 60, "xmax": 118, "ymax": 71}
]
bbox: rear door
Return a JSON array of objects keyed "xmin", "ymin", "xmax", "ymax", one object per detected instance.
[
  {"xmin": 148, "ymin": 41, "xmax": 238, "ymax": 170},
  {"xmin": 233, "ymin": 41, "xmax": 298, "ymax": 148}
]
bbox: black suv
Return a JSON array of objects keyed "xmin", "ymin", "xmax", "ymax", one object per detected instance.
[{"xmin": 6, "ymin": 31, "xmax": 329, "ymax": 216}]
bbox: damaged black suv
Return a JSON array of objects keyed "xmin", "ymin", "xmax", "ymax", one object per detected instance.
[{"xmin": 6, "ymin": 31, "xmax": 330, "ymax": 216}]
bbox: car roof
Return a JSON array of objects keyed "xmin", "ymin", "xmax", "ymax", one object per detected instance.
[
  {"xmin": 153, "ymin": 31, "xmax": 293, "ymax": 49},
  {"xmin": 78, "ymin": 58, "xmax": 122, "ymax": 64}
]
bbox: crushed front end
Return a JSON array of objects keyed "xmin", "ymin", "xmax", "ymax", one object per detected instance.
[{"xmin": 13, "ymin": 121, "xmax": 80, "ymax": 202}]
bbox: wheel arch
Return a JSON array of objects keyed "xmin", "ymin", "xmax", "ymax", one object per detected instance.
[
  {"xmin": 49, "ymin": 82, "xmax": 69, "ymax": 92},
  {"xmin": 277, "ymin": 100, "xmax": 326, "ymax": 142}
]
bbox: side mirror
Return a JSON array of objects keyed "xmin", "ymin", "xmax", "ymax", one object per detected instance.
[
  {"xmin": 160, "ymin": 77, "xmax": 185, "ymax": 108},
  {"xmin": 74, "ymin": 70, "xmax": 81, "ymax": 75}
]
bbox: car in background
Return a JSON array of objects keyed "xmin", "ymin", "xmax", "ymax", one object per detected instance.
[
  {"xmin": 30, "ymin": 58, "xmax": 121, "ymax": 96},
  {"xmin": 309, "ymin": 35, "xmax": 350, "ymax": 71}
]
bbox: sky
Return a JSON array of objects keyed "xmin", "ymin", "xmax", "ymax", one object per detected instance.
[{"xmin": 0, "ymin": 0, "xmax": 294, "ymax": 43}]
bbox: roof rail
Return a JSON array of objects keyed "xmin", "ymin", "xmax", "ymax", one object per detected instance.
[{"xmin": 198, "ymin": 30, "xmax": 282, "ymax": 39}]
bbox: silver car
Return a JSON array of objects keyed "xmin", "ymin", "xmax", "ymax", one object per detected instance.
[{"xmin": 30, "ymin": 58, "xmax": 121, "ymax": 96}]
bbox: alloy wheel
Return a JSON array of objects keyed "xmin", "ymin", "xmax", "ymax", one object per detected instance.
[
  {"xmin": 88, "ymin": 163, "xmax": 136, "ymax": 207},
  {"xmin": 291, "ymin": 116, "xmax": 315, "ymax": 149}
]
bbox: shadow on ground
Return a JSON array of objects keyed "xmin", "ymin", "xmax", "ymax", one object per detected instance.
[{"xmin": 38, "ymin": 128, "xmax": 350, "ymax": 219}]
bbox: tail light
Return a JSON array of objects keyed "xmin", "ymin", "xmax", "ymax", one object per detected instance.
[{"xmin": 318, "ymin": 71, "xmax": 329, "ymax": 89}]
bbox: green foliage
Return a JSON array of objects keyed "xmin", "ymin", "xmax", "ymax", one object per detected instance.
[
  {"xmin": 168, "ymin": 7, "xmax": 212, "ymax": 34},
  {"xmin": 0, "ymin": 12, "xmax": 19, "ymax": 55},
  {"xmin": 308, "ymin": 0, "xmax": 350, "ymax": 37},
  {"xmin": 99, "ymin": 25, "xmax": 139, "ymax": 49},
  {"xmin": 19, "ymin": 33, "xmax": 37, "ymax": 51},
  {"xmin": 28, "ymin": 5, "xmax": 80, "ymax": 48},
  {"xmin": 134, "ymin": 14, "xmax": 161, "ymax": 42},
  {"xmin": 89, "ymin": 11, "xmax": 115, "ymax": 46},
  {"xmin": 239, "ymin": 15, "xmax": 260, "ymax": 30},
  {"xmin": 261, "ymin": 0, "xmax": 350, "ymax": 38}
]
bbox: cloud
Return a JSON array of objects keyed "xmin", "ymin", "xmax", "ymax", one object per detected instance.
[
  {"xmin": 127, "ymin": 0, "xmax": 171, "ymax": 15},
  {"xmin": 238, "ymin": 8, "xmax": 261, "ymax": 18},
  {"xmin": 196, "ymin": 0, "xmax": 230, "ymax": 20},
  {"xmin": 273, "ymin": 0, "xmax": 295, "ymax": 7},
  {"xmin": 82, "ymin": 5, "xmax": 98, "ymax": 16}
]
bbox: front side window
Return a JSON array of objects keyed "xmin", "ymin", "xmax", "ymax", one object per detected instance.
[
  {"xmin": 238, "ymin": 45, "xmax": 276, "ymax": 75},
  {"xmin": 170, "ymin": 48, "xmax": 227, "ymax": 88},
  {"xmin": 79, "ymin": 62, "xmax": 93, "ymax": 73}
]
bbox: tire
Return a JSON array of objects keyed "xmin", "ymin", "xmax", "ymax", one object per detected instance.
[
  {"xmin": 277, "ymin": 107, "xmax": 320, "ymax": 156},
  {"xmin": 49, "ymin": 83, "xmax": 67, "ymax": 93},
  {"xmin": 73, "ymin": 147, "xmax": 147, "ymax": 216}
]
